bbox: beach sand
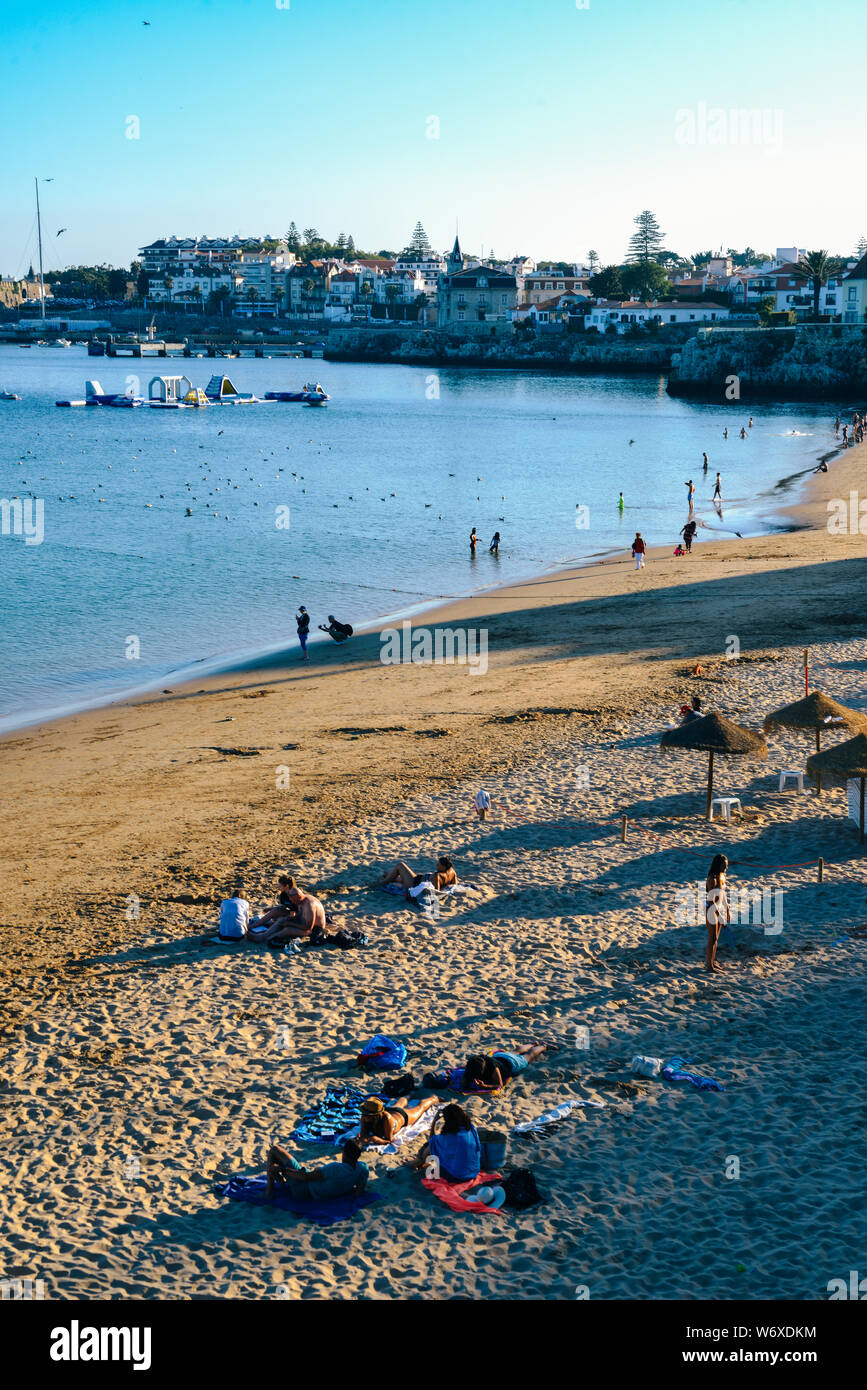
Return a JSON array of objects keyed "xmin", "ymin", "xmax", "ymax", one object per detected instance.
[{"xmin": 1, "ymin": 439, "xmax": 866, "ymax": 1300}]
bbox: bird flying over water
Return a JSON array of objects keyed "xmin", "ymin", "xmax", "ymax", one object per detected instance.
[{"xmin": 56, "ymin": 228, "xmax": 67, "ymax": 236}]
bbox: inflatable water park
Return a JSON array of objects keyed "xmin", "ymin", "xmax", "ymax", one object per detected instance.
[{"xmin": 55, "ymin": 375, "xmax": 329, "ymax": 408}]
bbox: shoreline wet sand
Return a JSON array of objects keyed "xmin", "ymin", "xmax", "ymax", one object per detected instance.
[{"xmin": 1, "ymin": 436, "xmax": 865, "ymax": 1299}]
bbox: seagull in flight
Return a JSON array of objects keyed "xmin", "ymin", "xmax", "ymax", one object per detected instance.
[
  {"xmin": 143, "ymin": 19, "xmax": 151, "ymax": 24},
  {"xmin": 56, "ymin": 228, "xmax": 68, "ymax": 236}
]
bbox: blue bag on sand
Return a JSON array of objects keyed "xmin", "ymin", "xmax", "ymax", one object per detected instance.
[{"xmin": 355, "ymin": 1034, "xmax": 408, "ymax": 1071}]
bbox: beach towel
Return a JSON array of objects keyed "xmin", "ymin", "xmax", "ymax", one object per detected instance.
[
  {"xmin": 215, "ymin": 1173, "xmax": 380, "ymax": 1226},
  {"xmin": 290, "ymin": 1084, "xmax": 369, "ymax": 1145},
  {"xmin": 511, "ymin": 1098, "xmax": 605, "ymax": 1134},
  {"xmin": 662, "ymin": 1057, "xmax": 724, "ymax": 1092},
  {"xmin": 422, "ymin": 1169, "xmax": 506, "ymax": 1216}
]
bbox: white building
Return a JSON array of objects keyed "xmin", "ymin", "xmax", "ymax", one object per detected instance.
[{"xmin": 589, "ymin": 300, "xmax": 731, "ymax": 333}]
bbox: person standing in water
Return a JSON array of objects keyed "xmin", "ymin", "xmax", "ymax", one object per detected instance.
[
  {"xmin": 618, "ymin": 491, "xmax": 624, "ymax": 512},
  {"xmin": 489, "ymin": 531, "xmax": 500, "ymax": 555},
  {"xmin": 685, "ymin": 479, "xmax": 695, "ymax": 507},
  {"xmin": 470, "ymin": 528, "xmax": 478, "ymax": 553},
  {"xmin": 723, "ymin": 427, "xmax": 728, "ymax": 440},
  {"xmin": 713, "ymin": 472, "xmax": 722, "ymax": 500},
  {"xmin": 702, "ymin": 452, "xmax": 709, "ymax": 471},
  {"xmin": 296, "ymin": 605, "xmax": 310, "ymax": 661}
]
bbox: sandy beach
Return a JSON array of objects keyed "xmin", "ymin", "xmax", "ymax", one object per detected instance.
[{"xmin": 2, "ymin": 438, "xmax": 866, "ymax": 1301}]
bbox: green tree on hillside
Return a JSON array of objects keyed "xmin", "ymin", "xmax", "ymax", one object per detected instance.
[
  {"xmin": 621, "ymin": 260, "xmax": 671, "ymax": 300},
  {"xmin": 589, "ymin": 265, "xmax": 624, "ymax": 299},
  {"xmin": 795, "ymin": 250, "xmax": 841, "ymax": 321},
  {"xmin": 626, "ymin": 211, "xmax": 667, "ymax": 297}
]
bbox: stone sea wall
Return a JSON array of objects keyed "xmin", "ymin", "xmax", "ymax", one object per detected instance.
[{"xmin": 668, "ymin": 325, "xmax": 867, "ymax": 401}]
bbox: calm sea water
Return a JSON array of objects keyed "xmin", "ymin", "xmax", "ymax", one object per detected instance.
[{"xmin": 0, "ymin": 344, "xmax": 835, "ymax": 731}]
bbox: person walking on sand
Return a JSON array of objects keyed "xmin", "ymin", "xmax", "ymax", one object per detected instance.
[
  {"xmin": 681, "ymin": 519, "xmax": 696, "ymax": 553},
  {"xmin": 632, "ymin": 531, "xmax": 646, "ymax": 569},
  {"xmin": 705, "ymin": 853, "xmax": 731, "ymax": 973},
  {"xmin": 713, "ymin": 471, "xmax": 722, "ymax": 500},
  {"xmin": 296, "ymin": 605, "xmax": 310, "ymax": 661}
]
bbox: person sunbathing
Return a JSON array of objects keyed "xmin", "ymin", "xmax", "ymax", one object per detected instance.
[
  {"xmin": 266, "ymin": 1138, "xmax": 369, "ymax": 1200},
  {"xmin": 460, "ymin": 1042, "xmax": 552, "ymax": 1092},
  {"xmin": 380, "ymin": 856, "xmax": 456, "ymax": 892},
  {"xmin": 257, "ymin": 884, "xmax": 326, "ymax": 943},
  {"xmin": 358, "ymin": 1095, "xmax": 438, "ymax": 1146}
]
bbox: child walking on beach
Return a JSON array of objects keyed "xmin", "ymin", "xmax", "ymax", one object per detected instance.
[{"xmin": 632, "ymin": 532, "xmax": 646, "ymax": 569}]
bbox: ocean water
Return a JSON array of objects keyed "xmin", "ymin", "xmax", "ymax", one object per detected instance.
[{"xmin": 0, "ymin": 344, "xmax": 835, "ymax": 731}]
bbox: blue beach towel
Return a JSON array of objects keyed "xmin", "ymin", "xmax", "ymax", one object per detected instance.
[
  {"xmin": 662, "ymin": 1057, "xmax": 724, "ymax": 1092},
  {"xmin": 216, "ymin": 1173, "xmax": 381, "ymax": 1226},
  {"xmin": 290, "ymin": 1083, "xmax": 369, "ymax": 1144}
]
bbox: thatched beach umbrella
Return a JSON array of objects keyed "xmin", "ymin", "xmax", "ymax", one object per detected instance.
[
  {"xmin": 763, "ymin": 690, "xmax": 867, "ymax": 795},
  {"xmin": 806, "ymin": 732, "xmax": 867, "ymax": 843},
  {"xmin": 660, "ymin": 712, "xmax": 768, "ymax": 819}
]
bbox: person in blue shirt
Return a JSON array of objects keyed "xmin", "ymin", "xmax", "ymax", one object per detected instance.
[
  {"xmin": 266, "ymin": 1138, "xmax": 369, "ymax": 1200},
  {"xmin": 426, "ymin": 1104, "xmax": 481, "ymax": 1183}
]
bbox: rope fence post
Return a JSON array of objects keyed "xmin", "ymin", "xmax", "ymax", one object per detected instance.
[
  {"xmin": 621, "ymin": 814, "xmax": 628, "ymax": 842},
  {"xmin": 817, "ymin": 857, "xmax": 824, "ymax": 884}
]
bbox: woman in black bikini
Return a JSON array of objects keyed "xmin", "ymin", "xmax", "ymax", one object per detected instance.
[{"xmin": 359, "ymin": 1095, "xmax": 438, "ymax": 1146}]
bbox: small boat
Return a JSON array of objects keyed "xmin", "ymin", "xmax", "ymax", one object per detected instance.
[
  {"xmin": 204, "ymin": 373, "xmax": 257, "ymax": 404},
  {"xmin": 1, "ymin": 389, "xmax": 22, "ymax": 401},
  {"xmin": 264, "ymin": 381, "xmax": 330, "ymax": 405},
  {"xmin": 148, "ymin": 374, "xmax": 209, "ymax": 408},
  {"xmin": 53, "ymin": 338, "xmax": 72, "ymax": 348}
]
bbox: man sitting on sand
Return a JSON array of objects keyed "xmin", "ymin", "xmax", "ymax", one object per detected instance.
[
  {"xmin": 249, "ymin": 874, "xmax": 300, "ymax": 933},
  {"xmin": 266, "ymin": 1138, "xmax": 369, "ymax": 1201},
  {"xmin": 257, "ymin": 883, "xmax": 326, "ymax": 944},
  {"xmin": 380, "ymin": 856, "xmax": 457, "ymax": 892}
]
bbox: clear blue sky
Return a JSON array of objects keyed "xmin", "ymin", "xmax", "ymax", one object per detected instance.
[{"xmin": 1, "ymin": 0, "xmax": 863, "ymax": 275}]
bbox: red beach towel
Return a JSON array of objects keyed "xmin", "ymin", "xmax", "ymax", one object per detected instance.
[{"xmin": 422, "ymin": 1170, "xmax": 505, "ymax": 1215}]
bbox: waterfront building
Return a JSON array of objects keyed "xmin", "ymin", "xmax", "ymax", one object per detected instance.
[
  {"xmin": 524, "ymin": 268, "xmax": 590, "ymax": 305},
  {"xmin": 588, "ymin": 299, "xmax": 731, "ymax": 333},
  {"xmin": 841, "ymin": 251, "xmax": 867, "ymax": 323},
  {"xmin": 437, "ymin": 259, "xmax": 518, "ymax": 334}
]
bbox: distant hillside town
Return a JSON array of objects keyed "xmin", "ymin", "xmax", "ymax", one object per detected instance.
[{"xmin": 3, "ymin": 214, "xmax": 867, "ymax": 336}]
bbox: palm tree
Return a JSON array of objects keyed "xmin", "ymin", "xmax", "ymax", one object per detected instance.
[
  {"xmin": 163, "ymin": 275, "xmax": 174, "ymax": 310},
  {"xmin": 384, "ymin": 283, "xmax": 401, "ymax": 319},
  {"xmin": 795, "ymin": 250, "xmax": 841, "ymax": 322}
]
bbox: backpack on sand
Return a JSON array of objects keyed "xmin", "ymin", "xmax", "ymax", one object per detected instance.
[{"xmin": 502, "ymin": 1168, "xmax": 545, "ymax": 1209}]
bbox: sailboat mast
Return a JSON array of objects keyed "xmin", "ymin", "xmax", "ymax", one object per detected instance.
[{"xmin": 35, "ymin": 176, "xmax": 46, "ymax": 321}]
